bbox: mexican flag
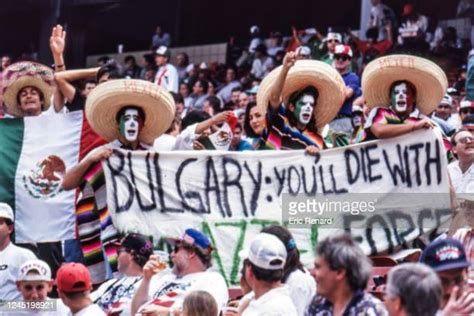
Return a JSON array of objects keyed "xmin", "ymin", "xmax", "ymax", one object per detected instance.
[{"xmin": 0, "ymin": 111, "xmax": 104, "ymax": 242}]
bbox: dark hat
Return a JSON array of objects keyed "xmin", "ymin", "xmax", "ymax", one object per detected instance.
[
  {"xmin": 116, "ymin": 233, "xmax": 153, "ymax": 259},
  {"xmin": 420, "ymin": 238, "xmax": 470, "ymax": 272}
]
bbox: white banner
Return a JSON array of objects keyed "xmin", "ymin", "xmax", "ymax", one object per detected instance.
[{"xmin": 104, "ymin": 130, "xmax": 452, "ymax": 284}]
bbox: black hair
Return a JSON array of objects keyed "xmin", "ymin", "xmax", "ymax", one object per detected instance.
[
  {"xmin": 389, "ymin": 80, "xmax": 417, "ymax": 102},
  {"xmin": 255, "ymin": 44, "xmax": 267, "ymax": 55},
  {"xmin": 196, "ymin": 79, "xmax": 209, "ymax": 94},
  {"xmin": 181, "ymin": 243, "xmax": 213, "ymax": 269},
  {"xmin": 126, "ymin": 249, "xmax": 150, "ymax": 268},
  {"xmin": 97, "ymin": 56, "xmax": 111, "ymax": 64},
  {"xmin": 451, "ymin": 128, "xmax": 471, "ymax": 147},
  {"xmin": 97, "ymin": 61, "xmax": 122, "ymax": 82},
  {"xmin": 261, "ymin": 225, "xmax": 305, "ymax": 282},
  {"xmin": 124, "ymin": 55, "xmax": 136, "ymax": 64},
  {"xmin": 61, "ymin": 290, "xmax": 88, "ymax": 300},
  {"xmin": 206, "ymin": 96, "xmax": 222, "ymax": 113},
  {"xmin": 231, "ymin": 87, "xmax": 242, "ymax": 94},
  {"xmin": 246, "ymin": 259, "xmax": 283, "ymax": 282},
  {"xmin": 170, "ymin": 92, "xmax": 184, "ymax": 105},
  {"xmin": 181, "ymin": 110, "xmax": 211, "ymax": 131},
  {"xmin": 115, "ymin": 106, "xmax": 146, "ymax": 124},
  {"xmin": 16, "ymin": 86, "xmax": 45, "ymax": 110},
  {"xmin": 365, "ymin": 27, "xmax": 379, "ymax": 41},
  {"xmin": 177, "ymin": 52, "xmax": 189, "ymax": 66},
  {"xmin": 243, "ymin": 102, "xmax": 260, "ymax": 138},
  {"xmin": 287, "ymin": 85, "xmax": 319, "ymax": 133}
]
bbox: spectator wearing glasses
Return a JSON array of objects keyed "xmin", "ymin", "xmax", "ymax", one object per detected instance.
[
  {"xmin": 131, "ymin": 228, "xmax": 228, "ymax": 315},
  {"xmin": 321, "ymin": 32, "xmax": 341, "ymax": 65},
  {"xmin": 420, "ymin": 238, "xmax": 474, "ymax": 315},
  {"xmin": 90, "ymin": 233, "xmax": 153, "ymax": 316},
  {"xmin": 448, "ymin": 129, "xmax": 474, "ymax": 194},
  {"xmin": 384, "ymin": 263, "xmax": 443, "ymax": 316},
  {"xmin": 329, "ymin": 45, "xmax": 361, "ymax": 145}
]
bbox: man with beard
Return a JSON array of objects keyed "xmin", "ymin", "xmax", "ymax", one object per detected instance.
[{"xmin": 131, "ymin": 228, "xmax": 228, "ymax": 315}]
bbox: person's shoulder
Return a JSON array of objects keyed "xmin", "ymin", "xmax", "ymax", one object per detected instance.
[
  {"xmin": 10, "ymin": 244, "xmax": 36, "ymax": 259},
  {"xmin": 448, "ymin": 160, "xmax": 460, "ymax": 170},
  {"xmin": 357, "ymin": 292, "xmax": 387, "ymax": 314}
]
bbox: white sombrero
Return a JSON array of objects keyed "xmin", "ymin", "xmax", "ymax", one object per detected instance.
[
  {"xmin": 2, "ymin": 62, "xmax": 55, "ymax": 118},
  {"xmin": 362, "ymin": 55, "xmax": 448, "ymax": 115},
  {"xmin": 85, "ymin": 79, "xmax": 176, "ymax": 145},
  {"xmin": 257, "ymin": 60, "xmax": 345, "ymax": 130}
]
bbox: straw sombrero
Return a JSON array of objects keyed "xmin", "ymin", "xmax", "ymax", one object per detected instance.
[
  {"xmin": 257, "ymin": 60, "xmax": 345, "ymax": 130},
  {"xmin": 85, "ymin": 79, "xmax": 175, "ymax": 145},
  {"xmin": 362, "ymin": 55, "xmax": 448, "ymax": 115},
  {"xmin": 2, "ymin": 62, "xmax": 54, "ymax": 118}
]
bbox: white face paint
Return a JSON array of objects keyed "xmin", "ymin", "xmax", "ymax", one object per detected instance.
[
  {"xmin": 296, "ymin": 94, "xmax": 315, "ymax": 125},
  {"xmin": 120, "ymin": 108, "xmax": 140, "ymax": 142},
  {"xmin": 391, "ymin": 82, "xmax": 412, "ymax": 113},
  {"xmin": 352, "ymin": 115, "xmax": 362, "ymax": 127}
]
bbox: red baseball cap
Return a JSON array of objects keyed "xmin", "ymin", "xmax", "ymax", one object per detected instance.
[{"xmin": 56, "ymin": 263, "xmax": 92, "ymax": 293}]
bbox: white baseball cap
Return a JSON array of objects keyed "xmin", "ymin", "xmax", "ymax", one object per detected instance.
[
  {"xmin": 240, "ymin": 233, "xmax": 287, "ymax": 270},
  {"xmin": 439, "ymin": 94, "xmax": 453, "ymax": 107},
  {"xmin": 296, "ymin": 46, "xmax": 311, "ymax": 57},
  {"xmin": 18, "ymin": 259, "xmax": 52, "ymax": 282},
  {"xmin": 0, "ymin": 203, "xmax": 14, "ymax": 221}
]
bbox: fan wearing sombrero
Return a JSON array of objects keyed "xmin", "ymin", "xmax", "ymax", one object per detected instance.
[
  {"xmin": 362, "ymin": 55, "xmax": 449, "ymax": 142},
  {"xmin": 62, "ymin": 79, "xmax": 175, "ymax": 191},
  {"xmin": 256, "ymin": 51, "xmax": 345, "ymax": 155},
  {"xmin": 2, "ymin": 62, "xmax": 55, "ymax": 118}
]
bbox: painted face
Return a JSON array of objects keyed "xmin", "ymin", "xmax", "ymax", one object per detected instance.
[
  {"xmin": 352, "ymin": 113, "xmax": 363, "ymax": 128},
  {"xmin": 390, "ymin": 82, "xmax": 415, "ymax": 114},
  {"xmin": 294, "ymin": 94, "xmax": 315, "ymax": 125},
  {"xmin": 119, "ymin": 108, "xmax": 143, "ymax": 142}
]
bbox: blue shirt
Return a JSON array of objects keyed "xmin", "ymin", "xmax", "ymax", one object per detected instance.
[{"xmin": 339, "ymin": 72, "xmax": 361, "ymax": 116}]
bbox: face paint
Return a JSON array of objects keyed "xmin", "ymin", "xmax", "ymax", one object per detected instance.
[
  {"xmin": 390, "ymin": 82, "xmax": 415, "ymax": 114},
  {"xmin": 352, "ymin": 114, "xmax": 362, "ymax": 128},
  {"xmin": 294, "ymin": 94, "xmax": 315, "ymax": 125},
  {"xmin": 119, "ymin": 108, "xmax": 143, "ymax": 142}
]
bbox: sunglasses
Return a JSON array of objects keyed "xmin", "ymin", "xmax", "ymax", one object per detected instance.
[
  {"xmin": 327, "ymin": 40, "xmax": 340, "ymax": 43},
  {"xmin": 334, "ymin": 55, "xmax": 350, "ymax": 61},
  {"xmin": 461, "ymin": 108, "xmax": 474, "ymax": 115},
  {"xmin": 24, "ymin": 284, "xmax": 46, "ymax": 291},
  {"xmin": 438, "ymin": 105, "xmax": 451, "ymax": 109},
  {"xmin": 457, "ymin": 136, "xmax": 474, "ymax": 144}
]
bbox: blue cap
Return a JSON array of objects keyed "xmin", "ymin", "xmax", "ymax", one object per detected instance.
[
  {"xmin": 166, "ymin": 228, "xmax": 213, "ymax": 254},
  {"xmin": 420, "ymin": 238, "xmax": 470, "ymax": 272}
]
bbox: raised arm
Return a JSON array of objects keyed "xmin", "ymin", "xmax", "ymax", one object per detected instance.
[
  {"xmin": 195, "ymin": 111, "xmax": 233, "ymax": 134},
  {"xmin": 54, "ymin": 67, "xmax": 99, "ymax": 103},
  {"xmin": 50, "ymin": 25, "xmax": 67, "ymax": 112},
  {"xmin": 269, "ymin": 51, "xmax": 296, "ymax": 110},
  {"xmin": 61, "ymin": 147, "xmax": 112, "ymax": 190}
]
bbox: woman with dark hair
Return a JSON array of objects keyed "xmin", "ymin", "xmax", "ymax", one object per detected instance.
[
  {"xmin": 243, "ymin": 101, "xmax": 269, "ymax": 149},
  {"xmin": 261, "ymin": 225, "xmax": 316, "ymax": 316}
]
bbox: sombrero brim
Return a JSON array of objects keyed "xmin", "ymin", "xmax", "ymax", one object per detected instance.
[
  {"xmin": 257, "ymin": 60, "xmax": 346, "ymax": 130},
  {"xmin": 3, "ymin": 76, "xmax": 53, "ymax": 118},
  {"xmin": 85, "ymin": 79, "xmax": 176, "ymax": 145},
  {"xmin": 362, "ymin": 54, "xmax": 448, "ymax": 115}
]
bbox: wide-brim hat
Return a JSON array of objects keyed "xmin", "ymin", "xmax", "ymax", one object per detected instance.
[
  {"xmin": 2, "ymin": 62, "xmax": 54, "ymax": 118},
  {"xmin": 257, "ymin": 60, "xmax": 345, "ymax": 130},
  {"xmin": 362, "ymin": 55, "xmax": 448, "ymax": 115},
  {"xmin": 85, "ymin": 79, "xmax": 175, "ymax": 145}
]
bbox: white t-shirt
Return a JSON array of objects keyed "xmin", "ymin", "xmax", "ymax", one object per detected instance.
[
  {"xmin": 0, "ymin": 298, "xmax": 70, "ymax": 316},
  {"xmin": 0, "ymin": 242, "xmax": 37, "ymax": 301},
  {"xmin": 139, "ymin": 270, "xmax": 228, "ymax": 312},
  {"xmin": 173, "ymin": 123, "xmax": 199, "ymax": 150},
  {"xmin": 448, "ymin": 160, "xmax": 474, "ymax": 194},
  {"xmin": 285, "ymin": 269, "xmax": 316, "ymax": 316},
  {"xmin": 70, "ymin": 303, "xmax": 106, "ymax": 316},
  {"xmin": 155, "ymin": 64, "xmax": 179, "ymax": 94},
  {"xmin": 90, "ymin": 276, "xmax": 143, "ymax": 316},
  {"xmin": 153, "ymin": 134, "xmax": 176, "ymax": 151},
  {"xmin": 242, "ymin": 286, "xmax": 297, "ymax": 316}
]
